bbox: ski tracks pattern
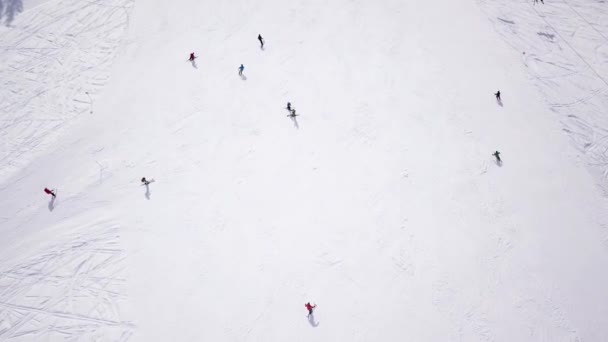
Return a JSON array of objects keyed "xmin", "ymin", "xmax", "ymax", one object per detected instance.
[
  {"xmin": 477, "ymin": 0, "xmax": 608, "ymax": 194},
  {"xmin": 0, "ymin": 0, "xmax": 133, "ymax": 183},
  {"xmin": 0, "ymin": 226, "xmax": 134, "ymax": 341}
]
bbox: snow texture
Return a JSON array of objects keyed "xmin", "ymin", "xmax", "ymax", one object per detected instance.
[{"xmin": 1, "ymin": 0, "xmax": 608, "ymax": 341}]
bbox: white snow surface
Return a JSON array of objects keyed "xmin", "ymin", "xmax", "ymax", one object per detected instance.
[{"xmin": 1, "ymin": 0, "xmax": 608, "ymax": 341}]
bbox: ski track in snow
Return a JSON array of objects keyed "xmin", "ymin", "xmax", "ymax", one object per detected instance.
[
  {"xmin": 0, "ymin": 1, "xmax": 135, "ymax": 340},
  {"xmin": 1, "ymin": 0, "xmax": 608, "ymax": 340},
  {"xmin": 0, "ymin": 225, "xmax": 133, "ymax": 341},
  {"xmin": 478, "ymin": 0, "xmax": 608, "ymax": 194},
  {"xmin": 0, "ymin": 0, "xmax": 133, "ymax": 184}
]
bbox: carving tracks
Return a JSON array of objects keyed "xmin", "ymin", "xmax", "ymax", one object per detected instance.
[{"xmin": 0, "ymin": 226, "xmax": 134, "ymax": 341}]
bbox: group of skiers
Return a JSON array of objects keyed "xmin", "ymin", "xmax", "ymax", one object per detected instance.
[
  {"xmin": 188, "ymin": 35, "xmax": 301, "ymax": 123},
  {"xmin": 189, "ymin": 34, "xmax": 265, "ymax": 77},
  {"xmin": 493, "ymin": 90, "xmax": 502, "ymax": 164},
  {"xmin": 44, "ymin": 49, "xmax": 504, "ymax": 206},
  {"xmin": 38, "ymin": 31, "xmax": 515, "ymax": 326}
]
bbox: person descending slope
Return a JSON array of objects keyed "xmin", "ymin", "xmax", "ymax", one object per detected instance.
[
  {"xmin": 141, "ymin": 177, "xmax": 150, "ymax": 185},
  {"xmin": 189, "ymin": 52, "xmax": 196, "ymax": 62},
  {"xmin": 493, "ymin": 151, "xmax": 501, "ymax": 163},
  {"xmin": 238, "ymin": 64, "xmax": 245, "ymax": 76},
  {"xmin": 258, "ymin": 34, "xmax": 264, "ymax": 48},
  {"xmin": 494, "ymin": 90, "xmax": 501, "ymax": 101},
  {"xmin": 286, "ymin": 102, "xmax": 292, "ymax": 111},
  {"xmin": 44, "ymin": 188, "xmax": 56, "ymax": 198},
  {"xmin": 305, "ymin": 302, "xmax": 316, "ymax": 317}
]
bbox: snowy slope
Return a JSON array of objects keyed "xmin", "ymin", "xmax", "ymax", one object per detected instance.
[
  {"xmin": 479, "ymin": 0, "xmax": 608, "ymax": 196},
  {"xmin": 1, "ymin": 0, "xmax": 608, "ymax": 341}
]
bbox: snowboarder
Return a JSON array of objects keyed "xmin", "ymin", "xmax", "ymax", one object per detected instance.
[
  {"xmin": 141, "ymin": 177, "xmax": 150, "ymax": 185},
  {"xmin": 44, "ymin": 188, "xmax": 56, "ymax": 198},
  {"xmin": 305, "ymin": 302, "xmax": 316, "ymax": 317},
  {"xmin": 258, "ymin": 34, "xmax": 264, "ymax": 48},
  {"xmin": 493, "ymin": 151, "xmax": 501, "ymax": 163},
  {"xmin": 494, "ymin": 90, "xmax": 501, "ymax": 101},
  {"xmin": 286, "ymin": 102, "xmax": 292, "ymax": 111},
  {"xmin": 238, "ymin": 64, "xmax": 245, "ymax": 76},
  {"xmin": 189, "ymin": 52, "xmax": 196, "ymax": 62}
]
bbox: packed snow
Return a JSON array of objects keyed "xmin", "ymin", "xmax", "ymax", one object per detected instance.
[{"xmin": 1, "ymin": 0, "xmax": 608, "ymax": 341}]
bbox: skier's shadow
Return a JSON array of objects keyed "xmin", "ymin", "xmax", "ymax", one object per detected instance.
[
  {"xmin": 496, "ymin": 98, "xmax": 503, "ymax": 107},
  {"xmin": 289, "ymin": 115, "xmax": 299, "ymax": 129},
  {"xmin": 308, "ymin": 314, "xmax": 319, "ymax": 327},
  {"xmin": 191, "ymin": 60, "xmax": 198, "ymax": 69},
  {"xmin": 48, "ymin": 197, "xmax": 56, "ymax": 212},
  {"xmin": 240, "ymin": 74, "xmax": 247, "ymax": 81},
  {"xmin": 495, "ymin": 159, "xmax": 503, "ymax": 167},
  {"xmin": 144, "ymin": 184, "xmax": 151, "ymax": 200}
]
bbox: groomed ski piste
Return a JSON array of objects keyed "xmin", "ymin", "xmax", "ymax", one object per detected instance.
[{"xmin": 1, "ymin": 0, "xmax": 608, "ymax": 340}]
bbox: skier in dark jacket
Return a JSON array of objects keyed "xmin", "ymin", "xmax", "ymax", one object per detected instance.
[
  {"xmin": 494, "ymin": 90, "xmax": 501, "ymax": 101},
  {"xmin": 189, "ymin": 52, "xmax": 196, "ymax": 61},
  {"xmin": 258, "ymin": 34, "xmax": 264, "ymax": 48},
  {"xmin": 238, "ymin": 64, "xmax": 244, "ymax": 76},
  {"xmin": 44, "ymin": 188, "xmax": 56, "ymax": 198},
  {"xmin": 493, "ymin": 151, "xmax": 501, "ymax": 163},
  {"xmin": 141, "ymin": 177, "xmax": 150, "ymax": 185}
]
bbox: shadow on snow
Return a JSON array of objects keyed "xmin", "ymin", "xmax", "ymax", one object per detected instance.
[{"xmin": 0, "ymin": 0, "xmax": 24, "ymax": 26}]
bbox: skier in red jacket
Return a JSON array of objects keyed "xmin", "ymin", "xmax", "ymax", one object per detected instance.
[
  {"xmin": 189, "ymin": 52, "xmax": 196, "ymax": 61},
  {"xmin": 305, "ymin": 302, "xmax": 316, "ymax": 317},
  {"xmin": 44, "ymin": 188, "xmax": 56, "ymax": 198}
]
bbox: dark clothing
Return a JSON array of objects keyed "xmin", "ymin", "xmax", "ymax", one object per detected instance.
[
  {"xmin": 189, "ymin": 53, "xmax": 196, "ymax": 61},
  {"xmin": 258, "ymin": 34, "xmax": 264, "ymax": 48},
  {"xmin": 495, "ymin": 91, "xmax": 501, "ymax": 100},
  {"xmin": 44, "ymin": 188, "xmax": 56, "ymax": 198},
  {"xmin": 493, "ymin": 151, "xmax": 501, "ymax": 162}
]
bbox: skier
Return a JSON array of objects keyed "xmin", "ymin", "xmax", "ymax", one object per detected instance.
[
  {"xmin": 238, "ymin": 64, "xmax": 245, "ymax": 76},
  {"xmin": 305, "ymin": 302, "xmax": 316, "ymax": 317},
  {"xmin": 494, "ymin": 90, "xmax": 501, "ymax": 101},
  {"xmin": 493, "ymin": 151, "xmax": 501, "ymax": 163},
  {"xmin": 286, "ymin": 102, "xmax": 292, "ymax": 111},
  {"xmin": 141, "ymin": 177, "xmax": 150, "ymax": 185},
  {"xmin": 258, "ymin": 34, "xmax": 264, "ymax": 48},
  {"xmin": 44, "ymin": 188, "xmax": 56, "ymax": 198},
  {"xmin": 289, "ymin": 108, "xmax": 297, "ymax": 117},
  {"xmin": 189, "ymin": 52, "xmax": 196, "ymax": 62}
]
